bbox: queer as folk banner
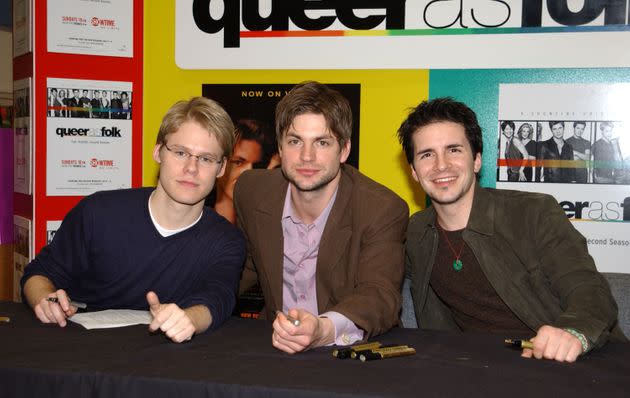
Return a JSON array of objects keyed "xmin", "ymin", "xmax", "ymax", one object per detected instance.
[
  {"xmin": 496, "ymin": 83, "xmax": 630, "ymax": 272},
  {"xmin": 46, "ymin": 78, "xmax": 132, "ymax": 196}
]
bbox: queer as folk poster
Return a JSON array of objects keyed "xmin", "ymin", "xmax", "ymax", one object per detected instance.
[
  {"xmin": 46, "ymin": 78, "xmax": 132, "ymax": 196},
  {"xmin": 496, "ymin": 83, "xmax": 630, "ymax": 272}
]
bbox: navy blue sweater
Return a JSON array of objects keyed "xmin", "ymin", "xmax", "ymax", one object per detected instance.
[{"xmin": 22, "ymin": 188, "xmax": 246, "ymax": 331}]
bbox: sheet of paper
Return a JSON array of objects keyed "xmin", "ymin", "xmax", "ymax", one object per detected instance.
[{"xmin": 69, "ymin": 309, "xmax": 151, "ymax": 330}]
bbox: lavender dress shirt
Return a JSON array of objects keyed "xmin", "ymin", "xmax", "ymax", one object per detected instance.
[{"xmin": 281, "ymin": 186, "xmax": 363, "ymax": 345}]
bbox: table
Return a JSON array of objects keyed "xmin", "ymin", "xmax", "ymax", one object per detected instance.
[{"xmin": 1, "ymin": 302, "xmax": 629, "ymax": 398}]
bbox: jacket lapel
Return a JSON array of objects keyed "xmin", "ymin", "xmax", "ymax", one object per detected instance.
[
  {"xmin": 316, "ymin": 167, "xmax": 353, "ymax": 311},
  {"xmin": 254, "ymin": 171, "xmax": 287, "ymax": 312}
]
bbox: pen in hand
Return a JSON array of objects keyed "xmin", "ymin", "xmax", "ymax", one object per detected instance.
[
  {"xmin": 275, "ymin": 310, "xmax": 300, "ymax": 326},
  {"xmin": 47, "ymin": 296, "xmax": 87, "ymax": 310},
  {"xmin": 504, "ymin": 338, "xmax": 534, "ymax": 350}
]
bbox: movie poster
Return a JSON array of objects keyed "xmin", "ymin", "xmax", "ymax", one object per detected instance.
[
  {"xmin": 46, "ymin": 78, "xmax": 133, "ymax": 196},
  {"xmin": 13, "ymin": 215, "xmax": 31, "ymax": 303},
  {"xmin": 497, "ymin": 83, "xmax": 630, "ymax": 272},
  {"xmin": 47, "ymin": 0, "xmax": 133, "ymax": 57},
  {"xmin": 202, "ymin": 83, "xmax": 361, "ymax": 168},
  {"xmin": 14, "ymin": 78, "xmax": 32, "ymax": 195}
]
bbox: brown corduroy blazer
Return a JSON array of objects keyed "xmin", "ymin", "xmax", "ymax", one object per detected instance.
[{"xmin": 234, "ymin": 165, "xmax": 409, "ymax": 338}]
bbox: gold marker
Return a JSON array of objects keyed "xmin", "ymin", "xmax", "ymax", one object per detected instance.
[
  {"xmin": 333, "ymin": 342, "xmax": 382, "ymax": 359},
  {"xmin": 359, "ymin": 346, "xmax": 416, "ymax": 362},
  {"xmin": 0, "ymin": 316, "xmax": 10, "ymax": 323},
  {"xmin": 504, "ymin": 338, "xmax": 534, "ymax": 350},
  {"xmin": 274, "ymin": 310, "xmax": 300, "ymax": 326}
]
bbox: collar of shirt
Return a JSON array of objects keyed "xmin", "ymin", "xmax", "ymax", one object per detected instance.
[{"xmin": 281, "ymin": 184, "xmax": 338, "ymax": 230}]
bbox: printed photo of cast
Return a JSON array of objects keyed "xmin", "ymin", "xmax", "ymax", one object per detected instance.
[
  {"xmin": 497, "ymin": 120, "xmax": 629, "ymax": 185},
  {"xmin": 46, "ymin": 87, "xmax": 132, "ymax": 120}
]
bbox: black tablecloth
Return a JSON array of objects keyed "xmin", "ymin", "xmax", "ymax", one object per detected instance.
[{"xmin": 1, "ymin": 302, "xmax": 629, "ymax": 398}]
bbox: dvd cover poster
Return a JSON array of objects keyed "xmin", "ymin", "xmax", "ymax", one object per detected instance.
[{"xmin": 497, "ymin": 83, "xmax": 630, "ymax": 273}]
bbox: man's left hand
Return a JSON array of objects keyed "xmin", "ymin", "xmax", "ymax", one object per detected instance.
[
  {"xmin": 147, "ymin": 291, "xmax": 195, "ymax": 343},
  {"xmin": 521, "ymin": 325, "xmax": 583, "ymax": 363}
]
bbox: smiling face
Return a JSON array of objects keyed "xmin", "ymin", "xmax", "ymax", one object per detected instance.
[
  {"xmin": 410, "ymin": 121, "xmax": 481, "ymax": 208},
  {"xmin": 153, "ymin": 120, "xmax": 226, "ymax": 209},
  {"xmin": 279, "ymin": 112, "xmax": 350, "ymax": 194},
  {"xmin": 519, "ymin": 124, "xmax": 532, "ymax": 140}
]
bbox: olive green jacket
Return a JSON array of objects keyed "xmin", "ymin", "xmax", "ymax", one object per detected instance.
[{"xmin": 406, "ymin": 183, "xmax": 627, "ymax": 349}]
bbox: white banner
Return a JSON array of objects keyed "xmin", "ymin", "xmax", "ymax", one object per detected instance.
[
  {"xmin": 46, "ymin": 78, "xmax": 132, "ymax": 196},
  {"xmin": 497, "ymin": 83, "xmax": 630, "ymax": 272},
  {"xmin": 176, "ymin": 0, "xmax": 630, "ymax": 69}
]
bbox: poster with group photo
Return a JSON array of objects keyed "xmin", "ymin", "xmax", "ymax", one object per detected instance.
[
  {"xmin": 46, "ymin": 78, "xmax": 133, "ymax": 196},
  {"xmin": 14, "ymin": 78, "xmax": 32, "ymax": 195},
  {"xmin": 47, "ymin": 0, "xmax": 133, "ymax": 57},
  {"xmin": 497, "ymin": 83, "xmax": 630, "ymax": 272}
]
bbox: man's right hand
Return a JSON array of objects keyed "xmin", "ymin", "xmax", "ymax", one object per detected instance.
[{"xmin": 33, "ymin": 289, "xmax": 78, "ymax": 327}]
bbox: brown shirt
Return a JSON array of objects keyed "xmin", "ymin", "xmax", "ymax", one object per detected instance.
[{"xmin": 430, "ymin": 224, "xmax": 531, "ymax": 335}]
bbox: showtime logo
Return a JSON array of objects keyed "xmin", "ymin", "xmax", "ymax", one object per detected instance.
[
  {"xmin": 90, "ymin": 158, "xmax": 115, "ymax": 167},
  {"xmin": 91, "ymin": 17, "xmax": 116, "ymax": 27}
]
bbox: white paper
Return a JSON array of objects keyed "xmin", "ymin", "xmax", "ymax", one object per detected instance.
[
  {"xmin": 69, "ymin": 309, "xmax": 151, "ymax": 329},
  {"xmin": 47, "ymin": 0, "xmax": 133, "ymax": 57}
]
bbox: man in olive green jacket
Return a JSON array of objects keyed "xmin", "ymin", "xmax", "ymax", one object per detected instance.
[{"xmin": 397, "ymin": 97, "xmax": 627, "ymax": 363}]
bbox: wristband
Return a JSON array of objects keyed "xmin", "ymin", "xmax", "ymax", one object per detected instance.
[{"xmin": 564, "ymin": 328, "xmax": 589, "ymax": 353}]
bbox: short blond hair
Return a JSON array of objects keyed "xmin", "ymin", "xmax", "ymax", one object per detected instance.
[{"xmin": 156, "ymin": 97, "xmax": 235, "ymax": 157}]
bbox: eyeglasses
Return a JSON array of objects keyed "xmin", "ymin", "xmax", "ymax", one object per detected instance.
[{"xmin": 163, "ymin": 143, "xmax": 223, "ymax": 167}]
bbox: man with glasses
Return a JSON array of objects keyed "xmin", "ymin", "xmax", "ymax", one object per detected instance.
[
  {"xmin": 234, "ymin": 81, "xmax": 408, "ymax": 353},
  {"xmin": 21, "ymin": 97, "xmax": 246, "ymax": 342}
]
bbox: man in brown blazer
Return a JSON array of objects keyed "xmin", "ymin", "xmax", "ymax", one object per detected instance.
[{"xmin": 234, "ymin": 81, "xmax": 408, "ymax": 354}]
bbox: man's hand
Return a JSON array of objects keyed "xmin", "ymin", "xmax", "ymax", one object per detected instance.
[
  {"xmin": 272, "ymin": 309, "xmax": 335, "ymax": 354},
  {"xmin": 521, "ymin": 325, "xmax": 583, "ymax": 363},
  {"xmin": 147, "ymin": 291, "xmax": 196, "ymax": 343},
  {"xmin": 33, "ymin": 289, "xmax": 78, "ymax": 327}
]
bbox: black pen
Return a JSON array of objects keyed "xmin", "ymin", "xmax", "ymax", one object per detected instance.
[
  {"xmin": 47, "ymin": 297, "xmax": 87, "ymax": 309},
  {"xmin": 504, "ymin": 338, "xmax": 534, "ymax": 350},
  {"xmin": 274, "ymin": 310, "xmax": 300, "ymax": 326}
]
